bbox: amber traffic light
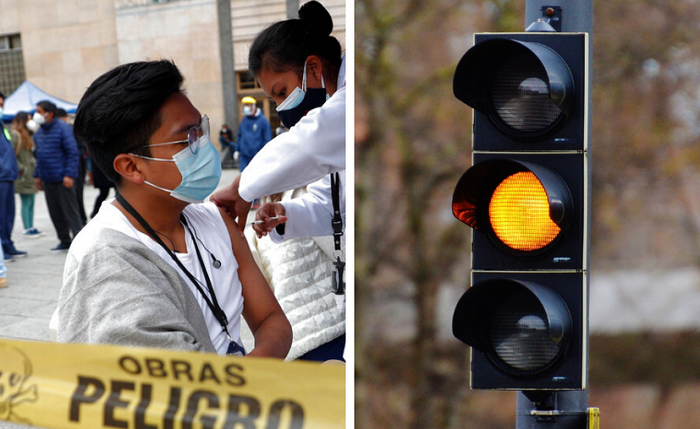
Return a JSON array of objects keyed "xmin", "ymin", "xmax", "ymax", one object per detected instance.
[
  {"xmin": 452, "ymin": 158, "xmax": 575, "ymax": 264},
  {"xmin": 489, "ymin": 171, "xmax": 560, "ymax": 252},
  {"xmin": 451, "ymin": 32, "xmax": 589, "ymax": 391}
]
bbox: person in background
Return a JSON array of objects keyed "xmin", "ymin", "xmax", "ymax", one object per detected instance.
[
  {"xmin": 57, "ymin": 108, "xmax": 88, "ymax": 224},
  {"xmin": 59, "ymin": 59, "xmax": 291, "ymax": 358},
  {"xmin": 87, "ymin": 155, "xmax": 114, "ymax": 219},
  {"xmin": 219, "ymin": 123, "xmax": 234, "ymax": 152},
  {"xmin": 218, "ymin": 123, "xmax": 237, "ymax": 169},
  {"xmin": 11, "ymin": 111, "xmax": 43, "ymax": 237},
  {"xmin": 0, "ymin": 92, "xmax": 26, "ymax": 261},
  {"xmin": 236, "ymin": 96, "xmax": 272, "ymax": 172},
  {"xmin": 33, "ymin": 100, "xmax": 84, "ymax": 252}
]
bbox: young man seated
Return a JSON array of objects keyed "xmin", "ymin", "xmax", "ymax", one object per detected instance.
[{"xmin": 57, "ymin": 60, "xmax": 292, "ymax": 358}]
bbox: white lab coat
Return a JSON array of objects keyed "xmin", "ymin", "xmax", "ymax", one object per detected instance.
[
  {"xmin": 238, "ymin": 55, "xmax": 346, "ymax": 201},
  {"xmin": 269, "ymin": 171, "xmax": 346, "ymax": 242}
]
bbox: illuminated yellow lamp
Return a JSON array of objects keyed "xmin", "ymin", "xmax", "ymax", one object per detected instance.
[{"xmin": 488, "ymin": 171, "xmax": 560, "ymax": 251}]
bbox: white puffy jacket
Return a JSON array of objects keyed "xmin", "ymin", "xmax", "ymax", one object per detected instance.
[{"xmin": 245, "ymin": 191, "xmax": 345, "ymax": 360}]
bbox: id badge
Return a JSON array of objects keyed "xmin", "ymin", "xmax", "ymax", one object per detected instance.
[{"xmin": 226, "ymin": 340, "xmax": 246, "ymax": 356}]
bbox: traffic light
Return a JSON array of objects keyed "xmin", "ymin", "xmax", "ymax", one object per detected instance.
[{"xmin": 451, "ymin": 32, "xmax": 590, "ymax": 391}]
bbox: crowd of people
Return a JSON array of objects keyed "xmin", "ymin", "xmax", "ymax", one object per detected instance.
[
  {"xmin": 1, "ymin": 1, "xmax": 346, "ymax": 363},
  {"xmin": 0, "ymin": 94, "xmax": 88, "ymax": 288}
]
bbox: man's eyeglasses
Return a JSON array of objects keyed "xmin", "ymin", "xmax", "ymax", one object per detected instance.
[{"xmin": 132, "ymin": 115, "xmax": 210, "ymax": 155}]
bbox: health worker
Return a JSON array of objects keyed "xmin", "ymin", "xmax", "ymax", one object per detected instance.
[{"xmin": 211, "ymin": 0, "xmax": 346, "ymax": 240}]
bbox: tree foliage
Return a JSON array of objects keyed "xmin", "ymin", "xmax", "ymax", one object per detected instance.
[
  {"xmin": 356, "ymin": 0, "xmax": 521, "ymax": 427},
  {"xmin": 591, "ymin": 0, "xmax": 700, "ymax": 268},
  {"xmin": 356, "ymin": 0, "xmax": 700, "ymax": 427}
]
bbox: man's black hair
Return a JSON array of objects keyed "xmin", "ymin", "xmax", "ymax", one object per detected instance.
[
  {"xmin": 56, "ymin": 108, "xmax": 67, "ymax": 117},
  {"xmin": 0, "ymin": 91, "xmax": 5, "ymax": 99},
  {"xmin": 37, "ymin": 100, "xmax": 57, "ymax": 115},
  {"xmin": 73, "ymin": 60, "xmax": 184, "ymax": 185}
]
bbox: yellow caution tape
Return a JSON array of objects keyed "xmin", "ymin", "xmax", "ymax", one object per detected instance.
[
  {"xmin": 0, "ymin": 338, "xmax": 345, "ymax": 428},
  {"xmin": 588, "ymin": 407, "xmax": 600, "ymax": 429}
]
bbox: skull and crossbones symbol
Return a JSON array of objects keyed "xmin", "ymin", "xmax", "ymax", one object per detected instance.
[{"xmin": 0, "ymin": 344, "xmax": 37, "ymax": 423}]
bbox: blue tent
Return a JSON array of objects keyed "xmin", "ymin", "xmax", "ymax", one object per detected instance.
[{"xmin": 2, "ymin": 80, "xmax": 78, "ymax": 122}]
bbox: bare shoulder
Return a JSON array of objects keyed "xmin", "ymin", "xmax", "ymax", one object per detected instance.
[{"xmin": 216, "ymin": 205, "xmax": 245, "ymax": 243}]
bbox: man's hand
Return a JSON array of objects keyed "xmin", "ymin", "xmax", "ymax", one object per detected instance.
[
  {"xmin": 63, "ymin": 176, "xmax": 74, "ymax": 188},
  {"xmin": 252, "ymin": 203, "xmax": 287, "ymax": 238},
  {"xmin": 34, "ymin": 177, "xmax": 43, "ymax": 191},
  {"xmin": 210, "ymin": 173, "xmax": 251, "ymax": 233}
]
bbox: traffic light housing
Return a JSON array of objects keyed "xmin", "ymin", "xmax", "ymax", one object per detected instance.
[
  {"xmin": 453, "ymin": 34, "xmax": 587, "ymax": 151},
  {"xmin": 451, "ymin": 32, "xmax": 589, "ymax": 391},
  {"xmin": 453, "ymin": 154, "xmax": 584, "ymax": 271}
]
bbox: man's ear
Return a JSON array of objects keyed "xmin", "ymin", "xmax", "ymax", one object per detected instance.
[
  {"xmin": 306, "ymin": 55, "xmax": 324, "ymax": 86},
  {"xmin": 113, "ymin": 154, "xmax": 146, "ymax": 185}
]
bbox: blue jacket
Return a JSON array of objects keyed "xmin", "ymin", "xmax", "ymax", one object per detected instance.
[
  {"xmin": 33, "ymin": 119, "xmax": 79, "ymax": 183},
  {"xmin": 0, "ymin": 123, "xmax": 18, "ymax": 182},
  {"xmin": 237, "ymin": 111, "xmax": 272, "ymax": 159}
]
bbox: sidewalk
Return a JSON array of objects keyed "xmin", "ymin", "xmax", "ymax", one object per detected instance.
[{"xmin": 0, "ymin": 167, "xmax": 242, "ymax": 343}]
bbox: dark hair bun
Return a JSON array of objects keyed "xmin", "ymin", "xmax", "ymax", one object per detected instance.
[{"xmin": 299, "ymin": 1, "xmax": 333, "ymax": 37}]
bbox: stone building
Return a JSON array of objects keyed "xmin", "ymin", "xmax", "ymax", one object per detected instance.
[{"xmin": 0, "ymin": 0, "xmax": 346, "ymax": 139}]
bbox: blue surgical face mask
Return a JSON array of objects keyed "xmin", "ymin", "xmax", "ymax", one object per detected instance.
[
  {"xmin": 132, "ymin": 135, "xmax": 222, "ymax": 203},
  {"xmin": 276, "ymin": 59, "xmax": 329, "ymax": 129}
]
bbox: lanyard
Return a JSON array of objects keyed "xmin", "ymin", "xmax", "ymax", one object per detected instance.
[
  {"xmin": 330, "ymin": 173, "xmax": 345, "ymax": 296},
  {"xmin": 115, "ymin": 194, "xmax": 231, "ymax": 338}
]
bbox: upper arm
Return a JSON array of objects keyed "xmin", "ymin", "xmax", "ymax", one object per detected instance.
[{"xmin": 216, "ymin": 207, "xmax": 284, "ymax": 334}]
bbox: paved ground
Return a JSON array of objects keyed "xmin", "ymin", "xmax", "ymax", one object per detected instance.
[{"xmin": 0, "ymin": 185, "xmax": 91, "ymax": 343}]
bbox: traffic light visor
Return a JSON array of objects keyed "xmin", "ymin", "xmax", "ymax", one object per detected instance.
[
  {"xmin": 453, "ymin": 279, "xmax": 572, "ymax": 375},
  {"xmin": 452, "ymin": 160, "xmax": 572, "ymax": 255},
  {"xmin": 453, "ymin": 38, "xmax": 574, "ymax": 140}
]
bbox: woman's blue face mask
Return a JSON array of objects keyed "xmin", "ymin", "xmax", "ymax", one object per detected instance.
[{"xmin": 275, "ymin": 59, "xmax": 329, "ymax": 129}]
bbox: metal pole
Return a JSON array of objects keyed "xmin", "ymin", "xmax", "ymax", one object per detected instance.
[
  {"xmin": 516, "ymin": 392, "xmax": 590, "ymax": 429},
  {"xmin": 525, "ymin": 0, "xmax": 593, "ymax": 153},
  {"xmin": 518, "ymin": 1, "xmax": 594, "ymax": 428},
  {"xmin": 525, "ymin": 0, "xmax": 593, "ymax": 33},
  {"xmin": 217, "ymin": 0, "xmax": 237, "ymax": 134}
]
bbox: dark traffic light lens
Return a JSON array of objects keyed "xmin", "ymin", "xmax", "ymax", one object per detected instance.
[
  {"xmin": 453, "ymin": 277, "xmax": 576, "ymax": 385},
  {"xmin": 489, "ymin": 292, "xmax": 560, "ymax": 372},
  {"xmin": 488, "ymin": 171, "xmax": 560, "ymax": 252},
  {"xmin": 491, "ymin": 54, "xmax": 563, "ymax": 134}
]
